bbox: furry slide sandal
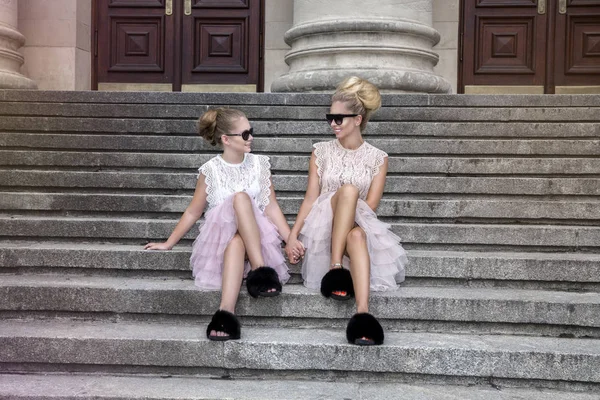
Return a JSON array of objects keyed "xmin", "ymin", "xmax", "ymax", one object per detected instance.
[
  {"xmin": 320, "ymin": 267, "xmax": 355, "ymax": 301},
  {"xmin": 346, "ymin": 313, "xmax": 384, "ymax": 346},
  {"xmin": 246, "ymin": 266, "xmax": 282, "ymax": 298},
  {"xmin": 206, "ymin": 310, "xmax": 241, "ymax": 342}
]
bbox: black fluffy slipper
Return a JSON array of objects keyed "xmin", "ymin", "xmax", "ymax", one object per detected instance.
[
  {"xmin": 320, "ymin": 268, "xmax": 355, "ymax": 300},
  {"xmin": 346, "ymin": 312, "xmax": 384, "ymax": 346},
  {"xmin": 246, "ymin": 266, "xmax": 282, "ymax": 298},
  {"xmin": 206, "ymin": 310, "xmax": 241, "ymax": 341}
]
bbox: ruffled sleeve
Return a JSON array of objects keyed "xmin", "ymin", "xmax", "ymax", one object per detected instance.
[
  {"xmin": 312, "ymin": 142, "xmax": 328, "ymax": 179},
  {"xmin": 198, "ymin": 161, "xmax": 216, "ymax": 208},
  {"xmin": 256, "ymin": 154, "xmax": 272, "ymax": 210},
  {"xmin": 371, "ymin": 146, "xmax": 388, "ymax": 178}
]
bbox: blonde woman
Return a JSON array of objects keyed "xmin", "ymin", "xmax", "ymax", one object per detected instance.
[{"xmin": 285, "ymin": 77, "xmax": 407, "ymax": 346}]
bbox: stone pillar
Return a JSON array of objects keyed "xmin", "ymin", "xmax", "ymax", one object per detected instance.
[
  {"xmin": 0, "ymin": 0, "xmax": 37, "ymax": 88},
  {"xmin": 271, "ymin": 0, "xmax": 451, "ymax": 93}
]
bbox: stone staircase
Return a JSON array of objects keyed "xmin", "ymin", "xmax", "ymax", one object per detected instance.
[{"xmin": 0, "ymin": 91, "xmax": 599, "ymax": 399}]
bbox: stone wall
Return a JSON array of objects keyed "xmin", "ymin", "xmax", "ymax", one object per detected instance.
[
  {"xmin": 432, "ymin": 0, "xmax": 459, "ymax": 93},
  {"xmin": 18, "ymin": 0, "xmax": 91, "ymax": 90},
  {"xmin": 264, "ymin": 0, "xmax": 293, "ymax": 93}
]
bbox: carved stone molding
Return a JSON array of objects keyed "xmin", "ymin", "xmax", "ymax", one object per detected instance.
[
  {"xmin": 0, "ymin": 0, "xmax": 37, "ymax": 89},
  {"xmin": 271, "ymin": 0, "xmax": 451, "ymax": 93}
]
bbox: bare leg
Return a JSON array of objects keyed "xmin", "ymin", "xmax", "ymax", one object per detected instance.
[
  {"xmin": 346, "ymin": 227, "xmax": 370, "ymax": 314},
  {"xmin": 329, "ymin": 184, "xmax": 360, "ymax": 297},
  {"xmin": 330, "ymin": 184, "xmax": 360, "ymax": 265},
  {"xmin": 211, "ymin": 234, "xmax": 245, "ymax": 338},
  {"xmin": 233, "ymin": 192, "xmax": 265, "ymax": 269}
]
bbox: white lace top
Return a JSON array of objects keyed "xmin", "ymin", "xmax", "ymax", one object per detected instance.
[
  {"xmin": 314, "ymin": 139, "xmax": 388, "ymax": 200},
  {"xmin": 198, "ymin": 153, "xmax": 272, "ymax": 212}
]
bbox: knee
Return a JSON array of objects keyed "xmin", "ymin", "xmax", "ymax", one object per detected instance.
[
  {"xmin": 337, "ymin": 184, "xmax": 359, "ymax": 198},
  {"xmin": 233, "ymin": 191, "xmax": 252, "ymax": 207},
  {"xmin": 347, "ymin": 228, "xmax": 366, "ymax": 245}
]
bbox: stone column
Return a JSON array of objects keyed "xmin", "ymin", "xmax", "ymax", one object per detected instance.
[
  {"xmin": 271, "ymin": 0, "xmax": 451, "ymax": 93},
  {"xmin": 0, "ymin": 0, "xmax": 36, "ymax": 88}
]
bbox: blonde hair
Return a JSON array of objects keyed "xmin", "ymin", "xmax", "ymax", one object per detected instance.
[
  {"xmin": 332, "ymin": 76, "xmax": 381, "ymax": 131},
  {"xmin": 196, "ymin": 107, "xmax": 246, "ymax": 146}
]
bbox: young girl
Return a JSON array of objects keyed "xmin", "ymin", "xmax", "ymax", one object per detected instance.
[
  {"xmin": 285, "ymin": 77, "xmax": 408, "ymax": 346},
  {"xmin": 145, "ymin": 108, "xmax": 291, "ymax": 341}
]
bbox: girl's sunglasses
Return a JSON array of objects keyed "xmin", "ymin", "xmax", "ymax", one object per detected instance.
[
  {"xmin": 225, "ymin": 127, "xmax": 253, "ymax": 141},
  {"xmin": 326, "ymin": 114, "xmax": 358, "ymax": 125}
]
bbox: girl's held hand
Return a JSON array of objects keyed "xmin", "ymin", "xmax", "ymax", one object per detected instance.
[
  {"xmin": 285, "ymin": 239, "xmax": 305, "ymax": 264},
  {"xmin": 144, "ymin": 242, "xmax": 173, "ymax": 251}
]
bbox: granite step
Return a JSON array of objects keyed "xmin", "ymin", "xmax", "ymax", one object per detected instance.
[
  {"xmin": 1, "ymin": 275, "xmax": 599, "ymax": 336},
  {"xmin": 2, "ymin": 192, "xmax": 599, "ymax": 222},
  {"xmin": 4, "ymin": 133, "xmax": 600, "ymax": 156},
  {"xmin": 1, "ymin": 216, "xmax": 599, "ymax": 249},
  {"xmin": 1, "ymin": 241, "xmax": 599, "ymax": 282},
  {"xmin": 1, "ymin": 242, "xmax": 599, "ymax": 289},
  {"xmin": 1, "ymin": 373, "xmax": 599, "ymax": 400},
  {"xmin": 3, "ymin": 170, "xmax": 600, "ymax": 196},
  {"xmin": 1, "ymin": 319, "xmax": 599, "ymax": 385},
  {"xmin": 1, "ymin": 90, "xmax": 599, "ymax": 107},
  {"xmin": 3, "ymin": 151, "xmax": 600, "ymax": 175},
  {"xmin": 1, "ymin": 118, "xmax": 600, "ymax": 138},
  {"xmin": 2, "ymin": 102, "xmax": 600, "ymax": 121}
]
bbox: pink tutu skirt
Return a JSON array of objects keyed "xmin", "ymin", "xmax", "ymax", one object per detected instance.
[
  {"xmin": 299, "ymin": 192, "xmax": 407, "ymax": 291},
  {"xmin": 190, "ymin": 193, "xmax": 290, "ymax": 290}
]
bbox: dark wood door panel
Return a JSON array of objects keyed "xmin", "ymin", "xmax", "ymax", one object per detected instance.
[
  {"xmin": 193, "ymin": 0, "xmax": 250, "ymax": 8},
  {"xmin": 462, "ymin": 0, "xmax": 547, "ymax": 86},
  {"xmin": 181, "ymin": 1, "xmax": 260, "ymax": 85},
  {"xmin": 108, "ymin": 0, "xmax": 165, "ymax": 7},
  {"xmin": 476, "ymin": 0, "xmax": 537, "ymax": 7},
  {"xmin": 554, "ymin": 0, "xmax": 600, "ymax": 86},
  {"xmin": 97, "ymin": 0, "xmax": 175, "ymax": 84}
]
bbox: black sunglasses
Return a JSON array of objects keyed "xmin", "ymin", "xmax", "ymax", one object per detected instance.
[
  {"xmin": 326, "ymin": 114, "xmax": 358, "ymax": 125},
  {"xmin": 224, "ymin": 127, "xmax": 253, "ymax": 141}
]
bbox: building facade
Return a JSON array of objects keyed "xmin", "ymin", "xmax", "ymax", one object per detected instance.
[{"xmin": 1, "ymin": 0, "xmax": 598, "ymax": 93}]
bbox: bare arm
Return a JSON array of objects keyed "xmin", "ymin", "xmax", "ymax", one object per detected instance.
[
  {"xmin": 145, "ymin": 174, "xmax": 208, "ymax": 250},
  {"xmin": 284, "ymin": 151, "xmax": 321, "ymax": 260},
  {"xmin": 365, "ymin": 157, "xmax": 388, "ymax": 212},
  {"xmin": 263, "ymin": 177, "xmax": 291, "ymax": 242}
]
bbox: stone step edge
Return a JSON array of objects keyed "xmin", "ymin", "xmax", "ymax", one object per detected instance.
[
  {"xmin": 2, "ymin": 218, "xmax": 600, "ymax": 249},
  {"xmin": 1, "ymin": 373, "xmax": 598, "ymax": 400},
  {"xmin": 4, "ymin": 193, "xmax": 600, "ymax": 221},
  {"xmin": 2, "ymin": 274, "xmax": 599, "ymax": 327},
  {"xmin": 3, "ymin": 243, "xmax": 600, "ymax": 284},
  {"xmin": 1, "ymin": 90, "xmax": 599, "ymax": 106},
  {"xmin": 1, "ymin": 320, "xmax": 599, "ymax": 383}
]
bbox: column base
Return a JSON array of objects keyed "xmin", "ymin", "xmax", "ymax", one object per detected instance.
[
  {"xmin": 0, "ymin": 70, "xmax": 37, "ymax": 89},
  {"xmin": 270, "ymin": 17, "xmax": 451, "ymax": 94},
  {"xmin": 271, "ymin": 68, "xmax": 451, "ymax": 93}
]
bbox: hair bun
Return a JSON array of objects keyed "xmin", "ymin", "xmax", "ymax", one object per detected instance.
[{"xmin": 337, "ymin": 76, "xmax": 381, "ymax": 113}]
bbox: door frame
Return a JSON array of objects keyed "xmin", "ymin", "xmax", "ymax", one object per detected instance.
[{"xmin": 91, "ymin": 0, "xmax": 265, "ymax": 92}]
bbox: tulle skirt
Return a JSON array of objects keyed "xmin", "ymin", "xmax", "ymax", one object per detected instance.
[
  {"xmin": 299, "ymin": 192, "xmax": 407, "ymax": 291},
  {"xmin": 190, "ymin": 193, "xmax": 290, "ymax": 290}
]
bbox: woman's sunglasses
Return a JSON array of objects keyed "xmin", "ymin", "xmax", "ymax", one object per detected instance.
[
  {"xmin": 224, "ymin": 127, "xmax": 253, "ymax": 141},
  {"xmin": 326, "ymin": 114, "xmax": 358, "ymax": 125}
]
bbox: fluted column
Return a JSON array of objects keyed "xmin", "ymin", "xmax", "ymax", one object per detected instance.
[
  {"xmin": 0, "ymin": 0, "xmax": 37, "ymax": 89},
  {"xmin": 271, "ymin": 0, "xmax": 451, "ymax": 93}
]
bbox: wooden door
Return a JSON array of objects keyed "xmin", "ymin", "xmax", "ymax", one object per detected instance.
[
  {"xmin": 96, "ymin": 0, "xmax": 176, "ymax": 90},
  {"xmin": 461, "ymin": 0, "xmax": 549, "ymax": 92},
  {"xmin": 553, "ymin": 0, "xmax": 600, "ymax": 91},
  {"xmin": 181, "ymin": 0, "xmax": 261, "ymax": 91},
  {"xmin": 94, "ymin": 0, "xmax": 263, "ymax": 91}
]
